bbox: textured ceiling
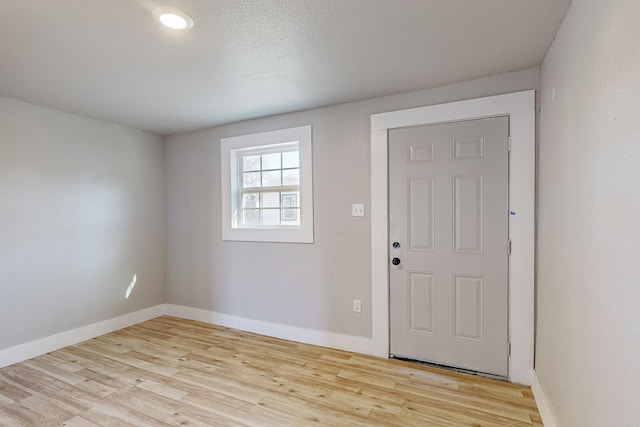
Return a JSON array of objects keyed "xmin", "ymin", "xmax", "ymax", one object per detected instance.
[{"xmin": 0, "ymin": 0, "xmax": 570, "ymax": 135}]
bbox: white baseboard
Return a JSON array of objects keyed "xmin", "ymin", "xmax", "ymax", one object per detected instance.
[
  {"xmin": 1, "ymin": 304, "xmax": 377, "ymax": 370},
  {"xmin": 164, "ymin": 304, "xmax": 375, "ymax": 356},
  {"xmin": 530, "ymin": 369, "xmax": 559, "ymax": 427},
  {"xmin": 0, "ymin": 304, "xmax": 167, "ymax": 369}
]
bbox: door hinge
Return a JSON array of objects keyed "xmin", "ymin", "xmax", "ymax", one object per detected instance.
[
  {"xmin": 508, "ymin": 137, "xmax": 512, "ymax": 151},
  {"xmin": 507, "ymin": 239, "xmax": 512, "ymax": 256},
  {"xmin": 508, "ymin": 342, "xmax": 512, "ymax": 356}
]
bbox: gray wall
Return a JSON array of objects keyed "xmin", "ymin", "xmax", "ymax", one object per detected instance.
[
  {"xmin": 165, "ymin": 68, "xmax": 540, "ymax": 338},
  {"xmin": 537, "ymin": 0, "xmax": 640, "ymax": 425},
  {"xmin": 0, "ymin": 97, "xmax": 166, "ymax": 350}
]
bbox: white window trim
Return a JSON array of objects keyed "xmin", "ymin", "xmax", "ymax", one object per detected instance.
[
  {"xmin": 221, "ymin": 125, "xmax": 314, "ymax": 243},
  {"xmin": 370, "ymin": 91, "xmax": 535, "ymax": 385}
]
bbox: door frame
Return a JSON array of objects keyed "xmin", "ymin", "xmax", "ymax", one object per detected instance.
[{"xmin": 370, "ymin": 90, "xmax": 535, "ymax": 384}]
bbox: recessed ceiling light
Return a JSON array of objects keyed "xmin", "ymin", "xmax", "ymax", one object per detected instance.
[{"xmin": 153, "ymin": 7, "xmax": 194, "ymax": 30}]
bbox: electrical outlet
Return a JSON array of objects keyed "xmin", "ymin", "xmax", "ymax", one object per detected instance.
[
  {"xmin": 352, "ymin": 203, "xmax": 365, "ymax": 217},
  {"xmin": 353, "ymin": 299, "xmax": 362, "ymax": 313}
]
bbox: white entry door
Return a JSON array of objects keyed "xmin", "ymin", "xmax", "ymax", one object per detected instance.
[{"xmin": 389, "ymin": 117, "xmax": 509, "ymax": 377}]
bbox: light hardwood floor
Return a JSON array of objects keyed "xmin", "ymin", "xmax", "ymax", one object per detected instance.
[{"xmin": 0, "ymin": 316, "xmax": 542, "ymax": 426}]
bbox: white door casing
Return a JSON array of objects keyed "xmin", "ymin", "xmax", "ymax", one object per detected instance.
[
  {"xmin": 388, "ymin": 117, "xmax": 509, "ymax": 377},
  {"xmin": 370, "ymin": 91, "xmax": 535, "ymax": 384}
]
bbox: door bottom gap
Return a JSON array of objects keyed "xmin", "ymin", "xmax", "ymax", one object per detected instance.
[{"xmin": 390, "ymin": 355, "xmax": 507, "ymax": 381}]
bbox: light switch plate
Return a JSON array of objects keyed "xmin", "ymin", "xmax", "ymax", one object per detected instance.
[{"xmin": 352, "ymin": 203, "xmax": 365, "ymax": 217}]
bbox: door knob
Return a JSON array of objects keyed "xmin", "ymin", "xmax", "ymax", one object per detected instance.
[
  {"xmin": 392, "ymin": 241, "xmax": 401, "ymax": 249},
  {"xmin": 392, "ymin": 257, "xmax": 401, "ymax": 266}
]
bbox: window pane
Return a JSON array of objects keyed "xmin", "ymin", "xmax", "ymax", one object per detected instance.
[
  {"xmin": 242, "ymin": 155, "xmax": 260, "ymax": 172},
  {"xmin": 282, "ymin": 192, "xmax": 300, "ymax": 208},
  {"xmin": 243, "ymin": 172, "xmax": 261, "ymax": 188},
  {"xmin": 262, "ymin": 170, "xmax": 281, "ymax": 187},
  {"xmin": 242, "ymin": 193, "xmax": 259, "ymax": 208},
  {"xmin": 261, "ymin": 153, "xmax": 281, "ymax": 170},
  {"xmin": 242, "ymin": 209, "xmax": 259, "ymax": 226},
  {"xmin": 282, "ymin": 168, "xmax": 299, "ymax": 185},
  {"xmin": 281, "ymin": 208, "xmax": 300, "ymax": 225},
  {"xmin": 261, "ymin": 209, "xmax": 280, "ymax": 225},
  {"xmin": 282, "ymin": 150, "xmax": 299, "ymax": 168},
  {"xmin": 261, "ymin": 192, "xmax": 280, "ymax": 208}
]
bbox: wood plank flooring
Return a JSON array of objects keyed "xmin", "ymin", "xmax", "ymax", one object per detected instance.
[{"xmin": 0, "ymin": 316, "xmax": 542, "ymax": 426}]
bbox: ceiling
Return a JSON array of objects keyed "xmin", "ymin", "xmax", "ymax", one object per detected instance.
[{"xmin": 0, "ymin": 0, "xmax": 570, "ymax": 135}]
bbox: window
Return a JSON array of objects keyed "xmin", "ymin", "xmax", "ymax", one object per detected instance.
[
  {"xmin": 238, "ymin": 145, "xmax": 301, "ymax": 227},
  {"xmin": 221, "ymin": 125, "xmax": 313, "ymax": 243}
]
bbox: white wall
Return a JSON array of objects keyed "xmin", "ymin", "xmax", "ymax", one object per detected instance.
[
  {"xmin": 0, "ymin": 97, "xmax": 166, "ymax": 350},
  {"xmin": 165, "ymin": 68, "xmax": 540, "ymax": 338},
  {"xmin": 537, "ymin": 1, "xmax": 640, "ymax": 425}
]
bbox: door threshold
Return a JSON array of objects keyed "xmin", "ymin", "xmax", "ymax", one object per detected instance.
[{"xmin": 390, "ymin": 355, "xmax": 508, "ymax": 382}]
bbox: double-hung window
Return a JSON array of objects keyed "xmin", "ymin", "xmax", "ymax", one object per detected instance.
[
  {"xmin": 239, "ymin": 144, "xmax": 301, "ymax": 226},
  {"xmin": 221, "ymin": 125, "xmax": 314, "ymax": 243}
]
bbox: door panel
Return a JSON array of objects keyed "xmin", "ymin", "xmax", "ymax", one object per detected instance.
[
  {"xmin": 453, "ymin": 274, "xmax": 484, "ymax": 341},
  {"xmin": 454, "ymin": 174, "xmax": 484, "ymax": 254},
  {"xmin": 408, "ymin": 178, "xmax": 434, "ymax": 251},
  {"xmin": 389, "ymin": 117, "xmax": 509, "ymax": 377},
  {"xmin": 408, "ymin": 271, "xmax": 435, "ymax": 334}
]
